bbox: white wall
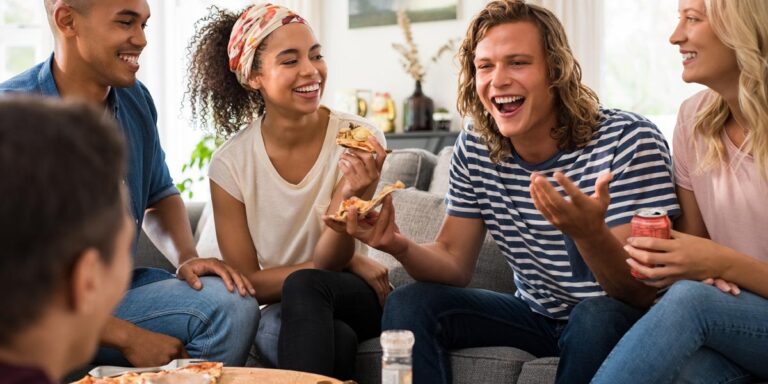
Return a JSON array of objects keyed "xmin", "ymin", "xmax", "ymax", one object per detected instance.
[{"xmin": 319, "ymin": 1, "xmax": 486, "ymax": 132}]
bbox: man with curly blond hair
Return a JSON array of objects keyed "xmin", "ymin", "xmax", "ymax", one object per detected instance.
[{"xmin": 329, "ymin": 1, "xmax": 680, "ymax": 383}]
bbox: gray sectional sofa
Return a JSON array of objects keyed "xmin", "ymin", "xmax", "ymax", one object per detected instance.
[{"xmin": 135, "ymin": 147, "xmax": 560, "ymax": 383}]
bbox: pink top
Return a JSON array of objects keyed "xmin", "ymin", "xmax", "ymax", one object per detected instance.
[{"xmin": 673, "ymin": 90, "xmax": 768, "ymax": 261}]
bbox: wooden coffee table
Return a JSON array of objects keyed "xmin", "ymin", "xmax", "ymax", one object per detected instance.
[{"xmin": 221, "ymin": 367, "xmax": 343, "ymax": 384}]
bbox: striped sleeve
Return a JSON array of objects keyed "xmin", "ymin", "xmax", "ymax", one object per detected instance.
[
  {"xmin": 605, "ymin": 116, "xmax": 680, "ymax": 227},
  {"xmin": 445, "ymin": 131, "xmax": 482, "ymax": 218}
]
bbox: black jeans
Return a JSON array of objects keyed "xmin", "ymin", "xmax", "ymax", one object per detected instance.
[
  {"xmin": 382, "ymin": 282, "xmax": 645, "ymax": 384},
  {"xmin": 278, "ymin": 269, "xmax": 382, "ymax": 380}
]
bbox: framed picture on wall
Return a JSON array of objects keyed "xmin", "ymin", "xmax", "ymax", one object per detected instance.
[{"xmin": 349, "ymin": 0, "xmax": 458, "ymax": 29}]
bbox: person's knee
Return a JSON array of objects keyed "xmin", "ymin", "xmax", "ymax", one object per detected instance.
[
  {"xmin": 282, "ymin": 269, "xmax": 331, "ymax": 300},
  {"xmin": 382, "ymin": 282, "xmax": 445, "ymax": 330},
  {"xmin": 565, "ymin": 296, "xmax": 642, "ymax": 341},
  {"xmin": 662, "ymin": 280, "xmax": 717, "ymax": 310},
  {"xmin": 198, "ymin": 276, "xmax": 260, "ymax": 329}
]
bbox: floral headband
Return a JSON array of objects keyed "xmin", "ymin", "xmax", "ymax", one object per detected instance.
[{"xmin": 227, "ymin": 3, "xmax": 308, "ymax": 89}]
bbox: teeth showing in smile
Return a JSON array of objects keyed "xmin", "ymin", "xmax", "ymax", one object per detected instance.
[
  {"xmin": 682, "ymin": 52, "xmax": 697, "ymax": 60},
  {"xmin": 295, "ymin": 83, "xmax": 320, "ymax": 93},
  {"xmin": 493, "ymin": 95, "xmax": 523, "ymax": 104},
  {"xmin": 119, "ymin": 54, "xmax": 139, "ymax": 65}
]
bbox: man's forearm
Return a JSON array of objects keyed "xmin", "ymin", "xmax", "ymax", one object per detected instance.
[
  {"xmin": 143, "ymin": 195, "xmax": 198, "ymax": 266},
  {"xmin": 100, "ymin": 316, "xmax": 138, "ymax": 350},
  {"xmin": 392, "ymin": 236, "xmax": 474, "ymax": 287},
  {"xmin": 574, "ymin": 224, "xmax": 657, "ymax": 308}
]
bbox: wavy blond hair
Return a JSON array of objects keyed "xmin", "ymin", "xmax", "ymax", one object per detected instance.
[
  {"xmin": 456, "ymin": 0, "xmax": 600, "ymax": 163},
  {"xmin": 695, "ymin": 0, "xmax": 768, "ymax": 178}
]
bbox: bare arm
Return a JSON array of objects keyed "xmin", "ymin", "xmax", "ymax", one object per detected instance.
[
  {"xmin": 143, "ymin": 194, "xmax": 197, "ymax": 266},
  {"xmin": 325, "ymin": 195, "xmax": 487, "ymax": 287},
  {"xmin": 571, "ymin": 223, "xmax": 657, "ymax": 308},
  {"xmin": 530, "ymin": 172, "xmax": 657, "ymax": 309},
  {"xmin": 211, "ymin": 181, "xmax": 312, "ymax": 304},
  {"xmin": 101, "ymin": 317, "xmax": 187, "ymax": 366},
  {"xmin": 674, "ymin": 186, "xmax": 708, "ymax": 237},
  {"xmin": 628, "ymin": 186, "xmax": 768, "ymax": 298},
  {"xmin": 314, "ymin": 139, "xmax": 388, "ymax": 270}
]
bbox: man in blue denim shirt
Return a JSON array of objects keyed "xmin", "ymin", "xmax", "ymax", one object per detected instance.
[{"xmin": 0, "ymin": 0, "xmax": 259, "ymax": 366}]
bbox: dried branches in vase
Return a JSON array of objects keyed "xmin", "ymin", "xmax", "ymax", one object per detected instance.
[{"xmin": 391, "ymin": 10, "xmax": 458, "ymax": 83}]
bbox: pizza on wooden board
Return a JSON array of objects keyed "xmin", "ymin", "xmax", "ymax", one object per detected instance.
[{"xmin": 72, "ymin": 362, "xmax": 223, "ymax": 384}]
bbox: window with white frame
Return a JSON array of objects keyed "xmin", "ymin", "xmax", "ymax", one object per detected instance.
[
  {"xmin": 600, "ymin": 0, "xmax": 705, "ymax": 145},
  {"xmin": 0, "ymin": 0, "xmax": 51, "ymax": 82}
]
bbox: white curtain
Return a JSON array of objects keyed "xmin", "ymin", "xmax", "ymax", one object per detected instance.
[
  {"xmin": 527, "ymin": 0, "xmax": 603, "ymax": 92},
  {"xmin": 269, "ymin": 0, "xmax": 322, "ymax": 40}
]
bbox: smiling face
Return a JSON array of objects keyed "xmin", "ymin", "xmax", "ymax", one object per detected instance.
[
  {"xmin": 473, "ymin": 22, "xmax": 556, "ymax": 145},
  {"xmin": 670, "ymin": 0, "xmax": 740, "ymax": 92},
  {"xmin": 66, "ymin": 0, "xmax": 150, "ymax": 88},
  {"xmin": 247, "ymin": 23, "xmax": 327, "ymax": 116}
]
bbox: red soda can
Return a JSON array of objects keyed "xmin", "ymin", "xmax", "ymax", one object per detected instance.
[{"xmin": 629, "ymin": 208, "xmax": 671, "ymax": 279}]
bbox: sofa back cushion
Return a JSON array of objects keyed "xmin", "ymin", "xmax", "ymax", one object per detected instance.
[
  {"xmin": 378, "ymin": 149, "xmax": 436, "ymax": 193},
  {"xmin": 368, "ymin": 188, "xmax": 516, "ymax": 294},
  {"xmin": 427, "ymin": 146, "xmax": 453, "ymax": 197}
]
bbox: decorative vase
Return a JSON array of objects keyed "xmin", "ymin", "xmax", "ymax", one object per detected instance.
[{"xmin": 403, "ymin": 80, "xmax": 434, "ymax": 132}]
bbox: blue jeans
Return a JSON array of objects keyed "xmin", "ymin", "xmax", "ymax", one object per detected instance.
[
  {"xmin": 382, "ymin": 282, "xmax": 644, "ymax": 384},
  {"xmin": 592, "ymin": 280, "xmax": 768, "ymax": 383},
  {"xmin": 253, "ymin": 303, "xmax": 282, "ymax": 367},
  {"xmin": 94, "ymin": 268, "xmax": 260, "ymax": 366}
]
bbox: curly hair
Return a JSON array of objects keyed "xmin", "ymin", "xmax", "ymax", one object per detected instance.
[
  {"xmin": 185, "ymin": 6, "xmax": 268, "ymax": 138},
  {"xmin": 456, "ymin": 0, "xmax": 600, "ymax": 163},
  {"xmin": 693, "ymin": 0, "xmax": 768, "ymax": 179}
]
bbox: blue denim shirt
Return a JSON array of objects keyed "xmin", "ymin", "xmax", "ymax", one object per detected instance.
[{"xmin": 0, "ymin": 54, "xmax": 179, "ymax": 241}]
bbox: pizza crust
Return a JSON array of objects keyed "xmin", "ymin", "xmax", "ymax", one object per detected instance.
[
  {"xmin": 72, "ymin": 362, "xmax": 223, "ymax": 384},
  {"xmin": 331, "ymin": 181, "xmax": 405, "ymax": 222},
  {"xmin": 336, "ymin": 123, "xmax": 377, "ymax": 153}
]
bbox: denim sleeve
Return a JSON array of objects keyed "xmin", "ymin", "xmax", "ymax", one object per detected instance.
[{"xmin": 141, "ymin": 84, "xmax": 180, "ymax": 207}]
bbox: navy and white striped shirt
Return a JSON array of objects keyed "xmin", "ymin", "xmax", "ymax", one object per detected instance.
[{"xmin": 446, "ymin": 108, "xmax": 680, "ymax": 320}]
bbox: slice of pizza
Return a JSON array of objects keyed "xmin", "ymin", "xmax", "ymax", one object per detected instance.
[
  {"xmin": 336, "ymin": 122, "xmax": 377, "ymax": 152},
  {"xmin": 331, "ymin": 181, "xmax": 405, "ymax": 222}
]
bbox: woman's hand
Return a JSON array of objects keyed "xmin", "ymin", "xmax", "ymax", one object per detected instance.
[
  {"xmin": 529, "ymin": 171, "xmax": 613, "ymax": 240},
  {"xmin": 338, "ymin": 136, "xmax": 387, "ymax": 200},
  {"xmin": 625, "ymin": 230, "xmax": 729, "ymax": 288},
  {"xmin": 348, "ymin": 254, "xmax": 393, "ymax": 306}
]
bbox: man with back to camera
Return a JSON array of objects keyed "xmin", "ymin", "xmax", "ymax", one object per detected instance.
[
  {"xmin": 0, "ymin": 96, "xmax": 133, "ymax": 383},
  {"xmin": 0, "ymin": 0, "xmax": 259, "ymax": 366}
]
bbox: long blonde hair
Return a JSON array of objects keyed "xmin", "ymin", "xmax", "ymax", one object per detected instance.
[
  {"xmin": 456, "ymin": 0, "xmax": 599, "ymax": 163},
  {"xmin": 696, "ymin": 0, "xmax": 768, "ymax": 178}
]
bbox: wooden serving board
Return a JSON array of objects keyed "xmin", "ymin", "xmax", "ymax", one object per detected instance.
[{"xmin": 220, "ymin": 367, "xmax": 342, "ymax": 384}]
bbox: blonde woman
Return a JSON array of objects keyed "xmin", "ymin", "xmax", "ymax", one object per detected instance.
[{"xmin": 592, "ymin": 0, "xmax": 768, "ymax": 382}]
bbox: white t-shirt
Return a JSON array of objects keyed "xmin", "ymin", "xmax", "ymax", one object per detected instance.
[{"xmin": 208, "ymin": 108, "xmax": 385, "ymax": 269}]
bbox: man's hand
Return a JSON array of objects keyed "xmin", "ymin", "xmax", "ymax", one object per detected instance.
[
  {"xmin": 121, "ymin": 327, "xmax": 189, "ymax": 367},
  {"xmin": 529, "ymin": 171, "xmax": 612, "ymax": 239},
  {"xmin": 324, "ymin": 195, "xmax": 407, "ymax": 257},
  {"xmin": 177, "ymin": 257, "xmax": 256, "ymax": 297},
  {"xmin": 625, "ymin": 230, "xmax": 730, "ymax": 289},
  {"xmin": 348, "ymin": 255, "xmax": 393, "ymax": 306}
]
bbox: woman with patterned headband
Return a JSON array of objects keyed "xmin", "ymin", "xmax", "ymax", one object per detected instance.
[{"xmin": 185, "ymin": 3, "xmax": 389, "ymax": 379}]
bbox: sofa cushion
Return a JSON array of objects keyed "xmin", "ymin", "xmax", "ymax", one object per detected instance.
[
  {"xmin": 517, "ymin": 357, "xmax": 559, "ymax": 384},
  {"xmin": 428, "ymin": 146, "xmax": 453, "ymax": 197},
  {"xmin": 379, "ymin": 148, "xmax": 437, "ymax": 193},
  {"xmin": 356, "ymin": 338, "xmax": 538, "ymax": 384},
  {"xmin": 367, "ymin": 188, "xmax": 516, "ymax": 294}
]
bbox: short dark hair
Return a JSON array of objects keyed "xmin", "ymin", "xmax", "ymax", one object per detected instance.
[{"xmin": 0, "ymin": 96, "xmax": 127, "ymax": 345}]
